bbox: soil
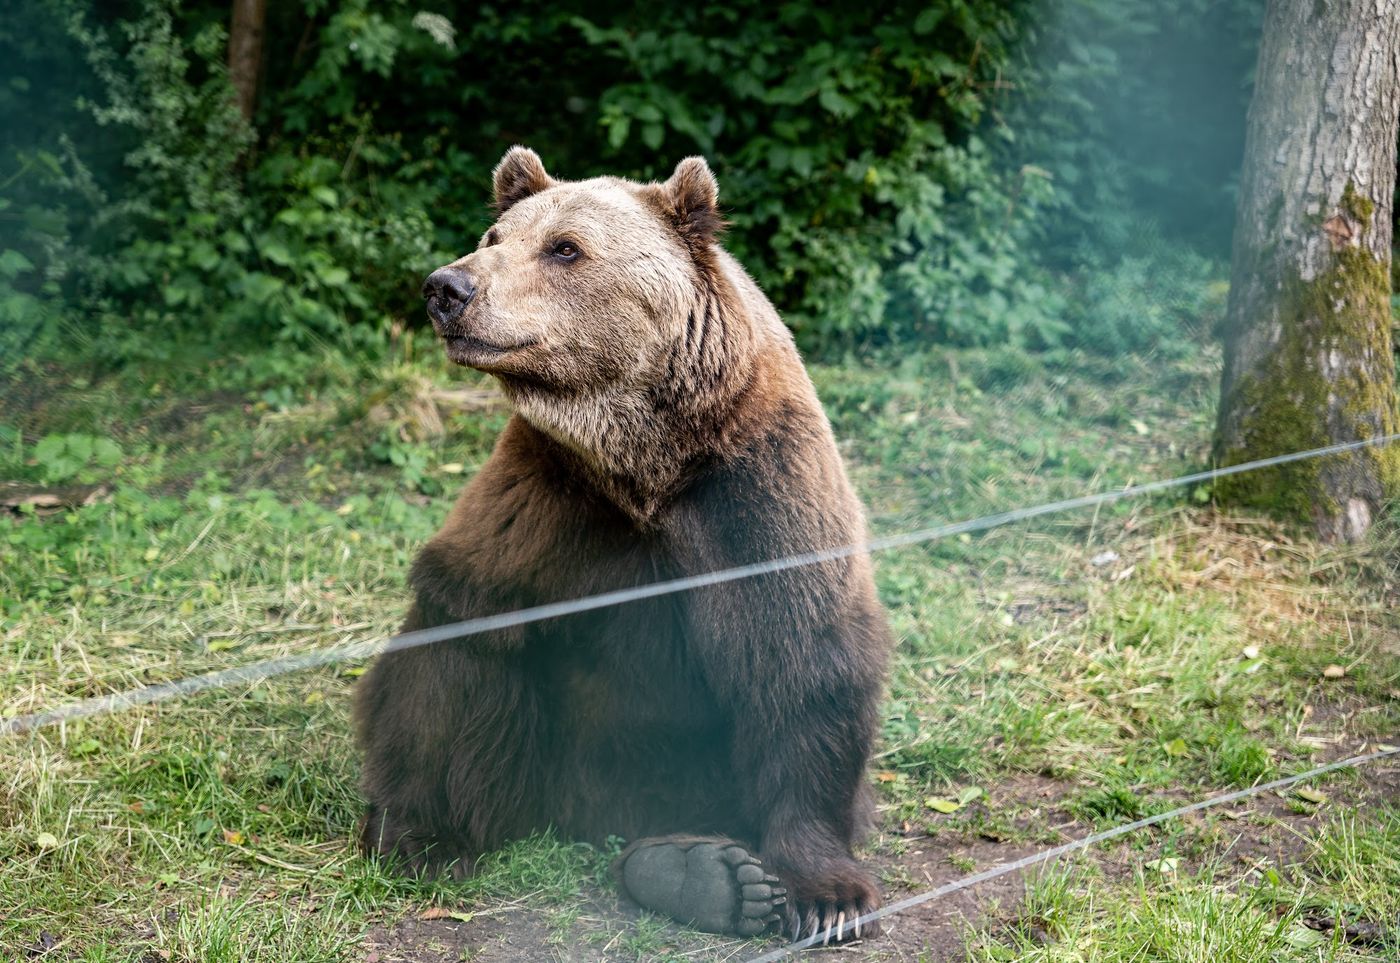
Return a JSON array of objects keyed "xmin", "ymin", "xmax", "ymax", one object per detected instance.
[{"xmin": 358, "ymin": 754, "xmax": 1399, "ymax": 963}]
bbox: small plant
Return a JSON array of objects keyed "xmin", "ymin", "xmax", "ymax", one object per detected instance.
[
  {"xmin": 368, "ymin": 426, "xmax": 439, "ymax": 495},
  {"xmin": 31, "ymin": 432, "xmax": 123, "ymax": 483}
]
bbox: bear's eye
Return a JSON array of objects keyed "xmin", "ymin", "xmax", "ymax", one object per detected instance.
[{"xmin": 551, "ymin": 241, "xmax": 581, "ymax": 262}]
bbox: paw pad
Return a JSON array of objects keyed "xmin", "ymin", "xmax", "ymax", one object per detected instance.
[{"xmin": 620, "ymin": 839, "xmax": 787, "ymax": 937}]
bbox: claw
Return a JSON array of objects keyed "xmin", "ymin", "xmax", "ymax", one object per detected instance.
[
  {"xmin": 836, "ymin": 910, "xmax": 845, "ymax": 942},
  {"xmin": 808, "ymin": 912, "xmax": 819, "ymax": 943},
  {"xmin": 854, "ymin": 913, "xmax": 862, "ymax": 939}
]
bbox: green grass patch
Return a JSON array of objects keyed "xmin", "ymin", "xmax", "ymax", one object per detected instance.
[{"xmin": 2, "ymin": 340, "xmax": 1398, "ymax": 960}]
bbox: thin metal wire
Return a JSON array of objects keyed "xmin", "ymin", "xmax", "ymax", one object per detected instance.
[
  {"xmin": 3, "ymin": 431, "xmax": 1397, "ymax": 735},
  {"xmin": 743, "ymin": 744, "xmax": 1400, "ymax": 962}
]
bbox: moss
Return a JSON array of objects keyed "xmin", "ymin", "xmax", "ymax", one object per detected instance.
[
  {"xmin": 1340, "ymin": 181, "xmax": 1375, "ymax": 227},
  {"xmin": 1216, "ymin": 226, "xmax": 1400, "ymax": 527}
]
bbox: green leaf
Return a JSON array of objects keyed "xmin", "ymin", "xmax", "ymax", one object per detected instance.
[
  {"xmin": 957, "ymin": 786, "xmax": 985, "ymax": 805},
  {"xmin": 311, "ymin": 186, "xmax": 339, "ymax": 207},
  {"xmin": 607, "ymin": 116, "xmax": 631, "ymax": 150},
  {"xmin": 1283, "ymin": 923, "xmax": 1326, "ymax": 948},
  {"xmin": 261, "ymin": 240, "xmax": 294, "ymax": 267},
  {"xmin": 1162, "ymin": 738, "xmax": 1188, "ymax": 758},
  {"xmin": 0, "ymin": 249, "xmax": 35, "ymax": 280},
  {"xmin": 33, "ymin": 434, "xmax": 66, "ymax": 464},
  {"xmin": 818, "ymin": 87, "xmax": 854, "ymax": 118},
  {"xmin": 70, "ymin": 738, "xmax": 101, "ymax": 756},
  {"xmin": 1295, "ymin": 787, "xmax": 1327, "ymax": 805},
  {"xmin": 316, "ymin": 265, "xmax": 351, "ymax": 288},
  {"xmin": 925, "ymin": 797, "xmax": 960, "ymax": 814},
  {"xmin": 914, "ymin": 9, "xmax": 945, "ymax": 34},
  {"xmin": 92, "ymin": 438, "xmax": 123, "ymax": 467}
]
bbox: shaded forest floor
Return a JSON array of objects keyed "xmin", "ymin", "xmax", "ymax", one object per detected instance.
[{"xmin": 1, "ymin": 337, "xmax": 1398, "ymax": 962}]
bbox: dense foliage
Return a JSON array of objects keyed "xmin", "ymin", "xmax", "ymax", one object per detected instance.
[{"xmin": 1, "ymin": 0, "xmax": 1271, "ymax": 363}]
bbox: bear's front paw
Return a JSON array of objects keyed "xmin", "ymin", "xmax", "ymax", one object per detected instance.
[{"xmin": 781, "ymin": 861, "xmax": 881, "ymax": 945}]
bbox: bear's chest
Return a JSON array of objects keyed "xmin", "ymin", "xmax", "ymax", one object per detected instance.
[{"xmin": 534, "ymin": 594, "xmax": 723, "ymax": 736}]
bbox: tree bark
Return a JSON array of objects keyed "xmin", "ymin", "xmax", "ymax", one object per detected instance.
[
  {"xmin": 228, "ymin": 0, "xmax": 267, "ymax": 122},
  {"xmin": 1215, "ymin": 0, "xmax": 1400, "ymax": 543}
]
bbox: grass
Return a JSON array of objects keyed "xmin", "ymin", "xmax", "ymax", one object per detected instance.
[
  {"xmin": 1, "ymin": 333, "xmax": 1398, "ymax": 961},
  {"xmin": 972, "ymin": 806, "xmax": 1400, "ymax": 961}
]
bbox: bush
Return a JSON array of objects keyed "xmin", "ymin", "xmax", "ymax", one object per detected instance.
[
  {"xmin": 0, "ymin": 0, "xmax": 1252, "ymax": 360},
  {"xmin": 1061, "ymin": 227, "xmax": 1225, "ymax": 356}
]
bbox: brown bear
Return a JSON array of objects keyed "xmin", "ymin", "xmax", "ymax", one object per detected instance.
[{"xmin": 353, "ymin": 147, "xmax": 891, "ymax": 943}]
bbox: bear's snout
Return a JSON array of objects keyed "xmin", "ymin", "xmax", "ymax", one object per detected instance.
[{"xmin": 422, "ymin": 266, "xmax": 478, "ymax": 328}]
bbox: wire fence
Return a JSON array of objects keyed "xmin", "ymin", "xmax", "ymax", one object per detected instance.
[{"xmin": 4, "ymin": 431, "xmax": 1397, "ymax": 736}]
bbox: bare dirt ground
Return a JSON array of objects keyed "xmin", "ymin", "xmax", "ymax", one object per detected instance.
[{"xmin": 360, "ymin": 748, "xmax": 1400, "ymax": 963}]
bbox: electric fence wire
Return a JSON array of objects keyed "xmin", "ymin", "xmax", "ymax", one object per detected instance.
[
  {"xmin": 4, "ymin": 431, "xmax": 1398, "ymax": 736},
  {"xmin": 743, "ymin": 744, "xmax": 1400, "ymax": 961}
]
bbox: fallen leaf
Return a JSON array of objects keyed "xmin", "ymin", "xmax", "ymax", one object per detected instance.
[
  {"xmin": 1162, "ymin": 738, "xmax": 1188, "ymax": 758},
  {"xmin": 1321, "ymin": 664, "xmax": 1346, "ymax": 679},
  {"xmin": 438, "ymin": 462, "xmax": 466, "ymax": 474},
  {"xmin": 1242, "ymin": 645, "xmax": 1260, "ymax": 659},
  {"xmin": 1295, "ymin": 787, "xmax": 1327, "ymax": 805},
  {"xmin": 957, "ymin": 786, "xmax": 985, "ymax": 805},
  {"xmin": 1149, "ymin": 856, "xmax": 1180, "ymax": 873},
  {"xmin": 420, "ymin": 907, "xmax": 474, "ymax": 922},
  {"xmin": 925, "ymin": 797, "xmax": 961, "ymax": 814},
  {"xmin": 875, "ymin": 771, "xmax": 898, "ymax": 783},
  {"xmin": 222, "ymin": 829, "xmax": 245, "ymax": 845},
  {"xmin": 1283, "ymin": 922, "xmax": 1327, "ymax": 948},
  {"xmin": 35, "ymin": 831, "xmax": 59, "ymax": 850},
  {"xmin": 1090, "ymin": 550, "xmax": 1119, "ymax": 567}
]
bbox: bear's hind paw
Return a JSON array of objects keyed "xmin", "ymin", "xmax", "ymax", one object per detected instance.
[{"xmin": 619, "ymin": 837, "xmax": 786, "ymax": 937}]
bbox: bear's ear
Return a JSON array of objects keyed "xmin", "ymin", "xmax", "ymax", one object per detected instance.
[
  {"xmin": 493, "ymin": 146, "xmax": 554, "ymax": 215},
  {"xmin": 662, "ymin": 156, "xmax": 724, "ymax": 245}
]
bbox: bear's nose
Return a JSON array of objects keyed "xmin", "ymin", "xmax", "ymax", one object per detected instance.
[{"xmin": 422, "ymin": 266, "xmax": 477, "ymax": 325}]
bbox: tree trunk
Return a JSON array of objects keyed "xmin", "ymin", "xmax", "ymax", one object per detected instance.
[
  {"xmin": 228, "ymin": 0, "xmax": 267, "ymax": 122},
  {"xmin": 1215, "ymin": 0, "xmax": 1400, "ymax": 543}
]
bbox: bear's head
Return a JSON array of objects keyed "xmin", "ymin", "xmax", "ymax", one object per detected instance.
[
  {"xmin": 423, "ymin": 147, "xmax": 729, "ymax": 394},
  {"xmin": 422, "ymin": 148, "xmax": 764, "ymax": 495}
]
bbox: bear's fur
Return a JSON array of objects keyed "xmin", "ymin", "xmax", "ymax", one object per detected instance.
[{"xmin": 354, "ymin": 147, "xmax": 891, "ymax": 940}]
